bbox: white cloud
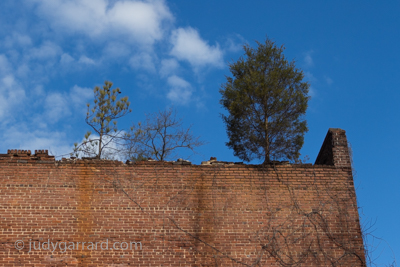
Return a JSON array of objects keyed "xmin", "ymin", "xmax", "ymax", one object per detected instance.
[
  {"xmin": 60, "ymin": 53, "xmax": 75, "ymax": 64},
  {"xmin": 0, "ymin": 83, "xmax": 93, "ymax": 157},
  {"xmin": 0, "ymin": 54, "xmax": 11, "ymax": 73},
  {"xmin": 74, "ymin": 132, "xmax": 126, "ymax": 160},
  {"xmin": 16, "ymin": 64, "xmax": 30, "ymax": 77},
  {"xmin": 78, "ymin": 55, "xmax": 96, "ymax": 65},
  {"xmin": 102, "ymin": 42, "xmax": 131, "ymax": 59},
  {"xmin": 0, "ymin": 73, "xmax": 26, "ymax": 120},
  {"xmin": 33, "ymin": 85, "xmax": 45, "ymax": 96},
  {"xmin": 28, "ymin": 41, "xmax": 62, "ymax": 61},
  {"xmin": 167, "ymin": 75, "xmax": 190, "ymax": 88},
  {"xmin": 2, "ymin": 124, "xmax": 72, "ymax": 157},
  {"xmin": 31, "ymin": 0, "xmax": 173, "ymax": 46},
  {"xmin": 166, "ymin": 75, "xmax": 193, "ymax": 105},
  {"xmin": 170, "ymin": 27, "xmax": 223, "ymax": 68},
  {"xmin": 159, "ymin": 58, "xmax": 179, "ymax": 77},
  {"xmin": 70, "ymin": 85, "xmax": 93, "ymax": 109},
  {"xmin": 44, "ymin": 93, "xmax": 72, "ymax": 122},
  {"xmin": 0, "ymin": 56, "xmax": 27, "ymax": 119},
  {"xmin": 30, "ymin": 0, "xmax": 109, "ymax": 36},
  {"xmin": 108, "ymin": 0, "xmax": 173, "ymax": 45},
  {"xmin": 43, "ymin": 85, "xmax": 93, "ymax": 123},
  {"xmin": 129, "ymin": 52, "xmax": 156, "ymax": 72},
  {"xmin": 4, "ymin": 33, "xmax": 32, "ymax": 48}
]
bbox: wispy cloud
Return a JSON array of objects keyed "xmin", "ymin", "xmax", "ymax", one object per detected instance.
[
  {"xmin": 28, "ymin": 41, "xmax": 61, "ymax": 61},
  {"xmin": 308, "ymin": 86, "xmax": 316, "ymax": 98},
  {"xmin": 2, "ymin": 124, "xmax": 72, "ymax": 157},
  {"xmin": 43, "ymin": 85, "xmax": 93, "ymax": 123},
  {"xmin": 302, "ymin": 50, "xmax": 334, "ymax": 98},
  {"xmin": 0, "ymin": 74, "xmax": 26, "ymax": 120},
  {"xmin": 0, "ymin": 54, "xmax": 26, "ymax": 120},
  {"xmin": 304, "ymin": 50, "xmax": 314, "ymax": 68},
  {"xmin": 166, "ymin": 75, "xmax": 193, "ymax": 105},
  {"xmin": 223, "ymin": 34, "xmax": 245, "ymax": 53},
  {"xmin": 0, "ymin": 54, "xmax": 11, "ymax": 73},
  {"xmin": 70, "ymin": 85, "xmax": 93, "ymax": 108},
  {"xmin": 129, "ymin": 52, "xmax": 156, "ymax": 72},
  {"xmin": 60, "ymin": 53, "xmax": 74, "ymax": 65},
  {"xmin": 324, "ymin": 76, "xmax": 333, "ymax": 85},
  {"xmin": 3, "ymin": 32, "xmax": 32, "ymax": 48},
  {"xmin": 304, "ymin": 71, "xmax": 317, "ymax": 82},
  {"xmin": 78, "ymin": 55, "xmax": 96, "ymax": 65},
  {"xmin": 159, "ymin": 58, "xmax": 179, "ymax": 77},
  {"xmin": 102, "ymin": 42, "xmax": 131, "ymax": 59},
  {"xmin": 44, "ymin": 93, "xmax": 72, "ymax": 122}
]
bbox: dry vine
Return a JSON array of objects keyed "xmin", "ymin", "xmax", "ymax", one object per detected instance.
[{"xmin": 113, "ymin": 162, "xmax": 368, "ymax": 266}]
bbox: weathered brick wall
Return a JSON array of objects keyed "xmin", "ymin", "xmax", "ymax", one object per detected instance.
[{"xmin": 0, "ymin": 129, "xmax": 366, "ymax": 266}]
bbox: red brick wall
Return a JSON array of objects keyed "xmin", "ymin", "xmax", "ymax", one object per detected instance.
[{"xmin": 0, "ymin": 129, "xmax": 366, "ymax": 266}]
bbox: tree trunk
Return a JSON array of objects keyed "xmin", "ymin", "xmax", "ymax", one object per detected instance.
[
  {"xmin": 264, "ymin": 116, "xmax": 270, "ymax": 164},
  {"xmin": 98, "ymin": 125, "xmax": 103, "ymax": 159}
]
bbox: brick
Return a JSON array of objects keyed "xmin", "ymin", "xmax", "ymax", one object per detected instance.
[{"xmin": 0, "ymin": 129, "xmax": 365, "ymax": 266}]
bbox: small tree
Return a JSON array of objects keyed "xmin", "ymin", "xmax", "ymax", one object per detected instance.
[
  {"xmin": 220, "ymin": 37, "xmax": 309, "ymax": 164},
  {"xmin": 125, "ymin": 108, "xmax": 205, "ymax": 161},
  {"xmin": 73, "ymin": 81, "xmax": 131, "ymax": 159}
]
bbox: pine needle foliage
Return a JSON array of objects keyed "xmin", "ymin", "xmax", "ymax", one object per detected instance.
[
  {"xmin": 220, "ymin": 37, "xmax": 310, "ymax": 163},
  {"xmin": 73, "ymin": 81, "xmax": 131, "ymax": 159}
]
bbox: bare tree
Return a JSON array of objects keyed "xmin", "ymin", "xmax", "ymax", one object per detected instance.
[{"xmin": 125, "ymin": 108, "xmax": 205, "ymax": 161}]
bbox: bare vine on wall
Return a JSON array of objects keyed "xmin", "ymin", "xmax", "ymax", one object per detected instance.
[
  {"xmin": 113, "ymin": 163, "xmax": 368, "ymax": 267},
  {"xmin": 257, "ymin": 165, "xmax": 366, "ymax": 266}
]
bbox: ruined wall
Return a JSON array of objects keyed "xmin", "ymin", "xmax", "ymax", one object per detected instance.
[{"xmin": 0, "ymin": 129, "xmax": 366, "ymax": 266}]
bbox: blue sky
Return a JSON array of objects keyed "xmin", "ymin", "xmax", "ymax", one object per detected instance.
[{"xmin": 0, "ymin": 0, "xmax": 399, "ymax": 265}]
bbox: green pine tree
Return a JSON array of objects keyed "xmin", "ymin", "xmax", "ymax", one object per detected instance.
[{"xmin": 220, "ymin": 37, "xmax": 310, "ymax": 163}]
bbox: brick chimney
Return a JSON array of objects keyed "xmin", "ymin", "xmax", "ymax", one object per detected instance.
[{"xmin": 315, "ymin": 128, "xmax": 352, "ymax": 168}]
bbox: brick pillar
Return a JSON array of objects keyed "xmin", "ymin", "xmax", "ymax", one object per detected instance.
[{"xmin": 315, "ymin": 128, "xmax": 352, "ymax": 168}]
